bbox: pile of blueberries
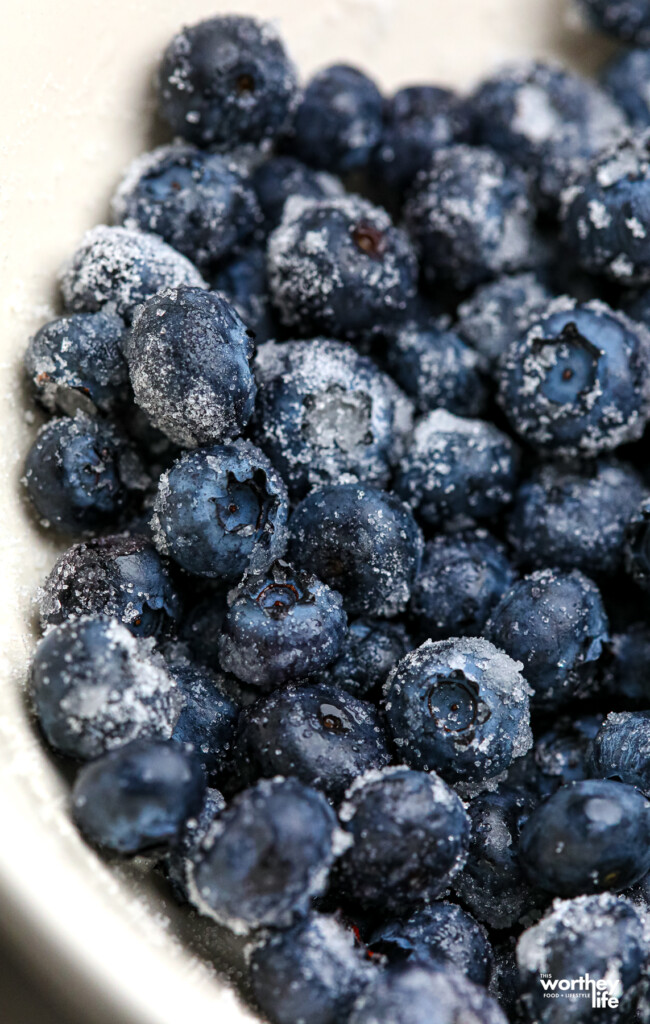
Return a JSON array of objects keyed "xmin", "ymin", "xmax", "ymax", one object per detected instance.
[{"xmin": 22, "ymin": 4, "xmax": 650, "ymax": 1022}]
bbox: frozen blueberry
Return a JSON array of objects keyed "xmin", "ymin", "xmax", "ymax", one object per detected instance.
[
  {"xmin": 267, "ymin": 194, "xmax": 417, "ymax": 342},
  {"xmin": 349, "ymin": 962, "xmax": 508, "ymax": 1024},
  {"xmin": 236, "ymin": 682, "xmax": 391, "ymax": 800},
  {"xmin": 218, "ymin": 562, "xmax": 347, "ymax": 688},
  {"xmin": 519, "ymin": 779, "xmax": 650, "ymax": 896},
  {"xmin": 385, "ymin": 321, "xmax": 487, "ymax": 418},
  {"xmin": 165, "ymin": 787, "xmax": 226, "ymax": 902},
  {"xmin": 111, "ymin": 144, "xmax": 260, "ymax": 269},
  {"xmin": 38, "ymin": 534, "xmax": 180, "ymax": 637},
  {"xmin": 72, "ymin": 739, "xmax": 205, "ymax": 854},
  {"xmin": 487, "ymin": 568, "xmax": 608, "ymax": 709},
  {"xmin": 286, "ymin": 64, "xmax": 383, "ymax": 175},
  {"xmin": 24, "ymin": 311, "xmax": 128, "ymax": 417},
  {"xmin": 395, "ymin": 410, "xmax": 518, "ymax": 528},
  {"xmin": 602, "ymin": 48, "xmax": 650, "ymax": 128},
  {"xmin": 318, "ymin": 618, "xmax": 411, "ymax": 700},
  {"xmin": 157, "ymin": 15, "xmax": 298, "ymax": 148},
  {"xmin": 187, "ymin": 776, "xmax": 341, "ymax": 933},
  {"xmin": 372, "ymin": 85, "xmax": 471, "ymax": 196},
  {"xmin": 334, "ymin": 767, "xmax": 470, "ymax": 914},
  {"xmin": 470, "ymin": 61, "xmax": 626, "ymax": 206},
  {"xmin": 30, "ymin": 618, "xmax": 181, "ymax": 761},
  {"xmin": 368, "ymin": 902, "xmax": 493, "ymax": 987},
  {"xmin": 498, "ymin": 298, "xmax": 650, "ymax": 456},
  {"xmin": 210, "ymin": 242, "xmax": 274, "ymax": 341},
  {"xmin": 602, "ymin": 625, "xmax": 650, "ymax": 704},
  {"xmin": 23, "ymin": 413, "xmax": 144, "ymax": 535},
  {"xmin": 124, "ymin": 287, "xmax": 256, "ymax": 448},
  {"xmin": 288, "ymin": 484, "xmax": 423, "ymax": 618},
  {"xmin": 252, "ymin": 338, "xmax": 412, "ymax": 499},
  {"xmin": 579, "ymin": 0, "xmax": 650, "ymax": 44},
  {"xmin": 456, "ymin": 272, "xmax": 552, "ymax": 369},
  {"xmin": 59, "ymin": 225, "xmax": 206, "ymax": 324},
  {"xmin": 152, "ymin": 440, "xmax": 288, "ymax": 580},
  {"xmin": 404, "ymin": 145, "xmax": 538, "ymax": 291},
  {"xmin": 530, "ymin": 714, "xmax": 604, "ymax": 798},
  {"xmin": 251, "ymin": 155, "xmax": 343, "ymax": 230},
  {"xmin": 384, "ymin": 637, "xmax": 532, "ymax": 785},
  {"xmin": 517, "ymin": 893, "xmax": 646, "ymax": 1024},
  {"xmin": 251, "ymin": 913, "xmax": 375, "ymax": 1024},
  {"xmin": 409, "ymin": 530, "xmax": 515, "ymax": 643},
  {"xmin": 509, "ymin": 460, "xmax": 646, "ymax": 576},
  {"xmin": 591, "ymin": 712, "xmax": 650, "ymax": 795}
]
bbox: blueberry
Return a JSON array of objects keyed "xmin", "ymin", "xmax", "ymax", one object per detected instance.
[
  {"xmin": 385, "ymin": 321, "xmax": 487, "ymax": 418},
  {"xmin": 409, "ymin": 530, "xmax": 515, "ymax": 642},
  {"xmin": 152, "ymin": 440, "xmax": 288, "ymax": 579},
  {"xmin": 24, "ymin": 311, "xmax": 128, "ymax": 417},
  {"xmin": 624, "ymin": 497, "xmax": 650, "ymax": 590},
  {"xmin": 251, "ymin": 913, "xmax": 376, "ymax": 1024},
  {"xmin": 165, "ymin": 787, "xmax": 226, "ymax": 902},
  {"xmin": 30, "ymin": 618, "xmax": 181, "ymax": 760},
  {"xmin": 236, "ymin": 682, "xmax": 391, "ymax": 800},
  {"xmin": 602, "ymin": 48, "xmax": 650, "ymax": 129},
  {"xmin": 384, "ymin": 637, "xmax": 532, "ymax": 785},
  {"xmin": 579, "ymin": 0, "xmax": 650, "ymax": 44},
  {"xmin": 531, "ymin": 714, "xmax": 604, "ymax": 798},
  {"xmin": 404, "ymin": 145, "xmax": 538, "ymax": 291},
  {"xmin": 218, "ymin": 562, "xmax": 347, "ymax": 688},
  {"xmin": 455, "ymin": 272, "xmax": 552, "ymax": 369},
  {"xmin": 252, "ymin": 338, "xmax": 412, "ymax": 499},
  {"xmin": 487, "ymin": 568, "xmax": 608, "ymax": 709},
  {"xmin": 187, "ymin": 776, "xmax": 340, "ymax": 933},
  {"xmin": 517, "ymin": 894, "xmax": 646, "ymax": 1024},
  {"xmin": 368, "ymin": 902, "xmax": 493, "ymax": 987},
  {"xmin": 590, "ymin": 712, "xmax": 650, "ymax": 795},
  {"xmin": 602, "ymin": 625, "xmax": 650, "ymax": 704},
  {"xmin": 318, "ymin": 618, "xmax": 411, "ymax": 699},
  {"xmin": 112, "ymin": 144, "xmax": 261, "ymax": 269},
  {"xmin": 334, "ymin": 767, "xmax": 470, "ymax": 913},
  {"xmin": 38, "ymin": 533, "xmax": 180, "ymax": 637},
  {"xmin": 395, "ymin": 410, "xmax": 518, "ymax": 528},
  {"xmin": 286, "ymin": 64, "xmax": 383, "ymax": 174},
  {"xmin": 519, "ymin": 779, "xmax": 650, "ymax": 896},
  {"xmin": 210, "ymin": 242, "xmax": 274, "ymax": 342},
  {"xmin": 251, "ymin": 155, "xmax": 343, "ymax": 230},
  {"xmin": 23, "ymin": 413, "xmax": 145, "ymax": 535},
  {"xmin": 123, "ymin": 287, "xmax": 256, "ymax": 447},
  {"xmin": 372, "ymin": 85, "xmax": 471, "ymax": 196},
  {"xmin": 498, "ymin": 299, "xmax": 650, "ymax": 456},
  {"xmin": 348, "ymin": 962, "xmax": 508, "ymax": 1024},
  {"xmin": 157, "ymin": 15, "xmax": 298, "ymax": 148},
  {"xmin": 470, "ymin": 61, "xmax": 626, "ymax": 206},
  {"xmin": 509, "ymin": 460, "xmax": 646, "ymax": 576},
  {"xmin": 267, "ymin": 194, "xmax": 417, "ymax": 342},
  {"xmin": 59, "ymin": 225, "xmax": 206, "ymax": 324},
  {"xmin": 72, "ymin": 739, "xmax": 205, "ymax": 854},
  {"xmin": 288, "ymin": 484, "xmax": 423, "ymax": 618}
]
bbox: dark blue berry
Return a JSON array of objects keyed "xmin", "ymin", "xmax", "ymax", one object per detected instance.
[
  {"xmin": 530, "ymin": 714, "xmax": 604, "ymax": 798},
  {"xmin": 590, "ymin": 712, "xmax": 650, "ymax": 794},
  {"xmin": 318, "ymin": 618, "xmax": 411, "ymax": 700},
  {"xmin": 602, "ymin": 48, "xmax": 650, "ymax": 128},
  {"xmin": 456, "ymin": 272, "xmax": 552, "ymax": 368},
  {"xmin": 251, "ymin": 155, "xmax": 343, "ymax": 230},
  {"xmin": 602, "ymin": 625, "xmax": 650, "ymax": 704},
  {"xmin": 624, "ymin": 497, "xmax": 650, "ymax": 590},
  {"xmin": 165, "ymin": 787, "xmax": 226, "ymax": 902},
  {"xmin": 210, "ymin": 242, "xmax": 274, "ymax": 342},
  {"xmin": 579, "ymin": 0, "xmax": 650, "ymax": 44}
]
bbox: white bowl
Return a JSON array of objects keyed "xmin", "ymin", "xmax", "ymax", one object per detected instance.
[{"xmin": 0, "ymin": 2, "xmax": 614, "ymax": 1022}]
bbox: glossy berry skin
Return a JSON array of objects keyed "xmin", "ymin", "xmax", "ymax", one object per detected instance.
[
  {"xmin": 157, "ymin": 15, "xmax": 299, "ymax": 148},
  {"xmin": 509, "ymin": 460, "xmax": 646, "ymax": 576},
  {"xmin": 236, "ymin": 682, "xmax": 391, "ymax": 800},
  {"xmin": 251, "ymin": 914, "xmax": 376, "ymax": 1024},
  {"xmin": 602, "ymin": 48, "xmax": 650, "ymax": 128},
  {"xmin": 590, "ymin": 712, "xmax": 650, "ymax": 794},
  {"xmin": 456, "ymin": 272, "xmax": 552, "ymax": 368},
  {"xmin": 404, "ymin": 145, "xmax": 538, "ymax": 291},
  {"xmin": 124, "ymin": 287, "xmax": 256, "ymax": 448},
  {"xmin": 625, "ymin": 498, "xmax": 650, "ymax": 590},
  {"xmin": 373, "ymin": 85, "xmax": 471, "ymax": 196},
  {"xmin": 395, "ymin": 410, "xmax": 518, "ymax": 528},
  {"xmin": 368, "ymin": 902, "xmax": 493, "ymax": 987},
  {"xmin": 334, "ymin": 767, "xmax": 470, "ymax": 914},
  {"xmin": 23, "ymin": 414, "xmax": 143, "ymax": 535},
  {"xmin": 487, "ymin": 569, "xmax": 608, "ymax": 709},
  {"xmin": 210, "ymin": 242, "xmax": 274, "ymax": 342},
  {"xmin": 409, "ymin": 530, "xmax": 515, "ymax": 642},
  {"xmin": 24, "ymin": 311, "xmax": 128, "ymax": 417},
  {"xmin": 152, "ymin": 441, "xmax": 288, "ymax": 580},
  {"xmin": 519, "ymin": 779, "xmax": 650, "ymax": 896},
  {"xmin": 580, "ymin": 0, "xmax": 650, "ymax": 44},
  {"xmin": 384, "ymin": 637, "xmax": 532, "ymax": 785},
  {"xmin": 38, "ymin": 534, "xmax": 180, "ymax": 637},
  {"xmin": 267, "ymin": 194, "xmax": 417, "ymax": 342},
  {"xmin": 111, "ymin": 144, "xmax": 260, "ymax": 269},
  {"xmin": 318, "ymin": 618, "xmax": 411, "ymax": 700},
  {"xmin": 251, "ymin": 155, "xmax": 343, "ymax": 230},
  {"xmin": 187, "ymin": 776, "xmax": 340, "ymax": 933},
  {"xmin": 165, "ymin": 787, "xmax": 226, "ymax": 902},
  {"xmin": 72, "ymin": 740, "xmax": 205, "ymax": 854},
  {"xmin": 59, "ymin": 225, "xmax": 206, "ymax": 324},
  {"xmin": 288, "ymin": 484, "xmax": 423, "ymax": 618},
  {"xmin": 498, "ymin": 299, "xmax": 650, "ymax": 456},
  {"xmin": 30, "ymin": 618, "xmax": 181, "ymax": 761},
  {"xmin": 287, "ymin": 64, "xmax": 383, "ymax": 174},
  {"xmin": 252, "ymin": 338, "xmax": 412, "ymax": 499},
  {"xmin": 218, "ymin": 562, "xmax": 347, "ymax": 688}
]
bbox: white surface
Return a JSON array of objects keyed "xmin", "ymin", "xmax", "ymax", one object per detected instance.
[{"xmin": 0, "ymin": 2, "xmax": 615, "ymax": 1022}]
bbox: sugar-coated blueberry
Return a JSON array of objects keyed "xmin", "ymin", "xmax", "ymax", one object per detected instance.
[
  {"xmin": 456, "ymin": 272, "xmax": 552, "ymax": 368},
  {"xmin": 165, "ymin": 787, "xmax": 226, "ymax": 902},
  {"xmin": 590, "ymin": 712, "xmax": 650, "ymax": 795},
  {"xmin": 580, "ymin": 0, "xmax": 650, "ymax": 44},
  {"xmin": 318, "ymin": 618, "xmax": 411, "ymax": 699},
  {"xmin": 251, "ymin": 155, "xmax": 343, "ymax": 230},
  {"xmin": 527, "ymin": 714, "xmax": 604, "ymax": 799}
]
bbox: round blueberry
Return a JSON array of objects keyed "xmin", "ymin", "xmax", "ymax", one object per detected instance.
[
  {"xmin": 455, "ymin": 272, "xmax": 552, "ymax": 368},
  {"xmin": 251, "ymin": 155, "xmax": 343, "ymax": 230},
  {"xmin": 579, "ymin": 0, "xmax": 650, "ymax": 44},
  {"xmin": 602, "ymin": 625, "xmax": 650, "ymax": 704},
  {"xmin": 602, "ymin": 48, "xmax": 650, "ymax": 128},
  {"xmin": 591, "ymin": 712, "xmax": 650, "ymax": 795},
  {"xmin": 318, "ymin": 618, "xmax": 411, "ymax": 700},
  {"xmin": 530, "ymin": 714, "xmax": 604, "ymax": 798}
]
